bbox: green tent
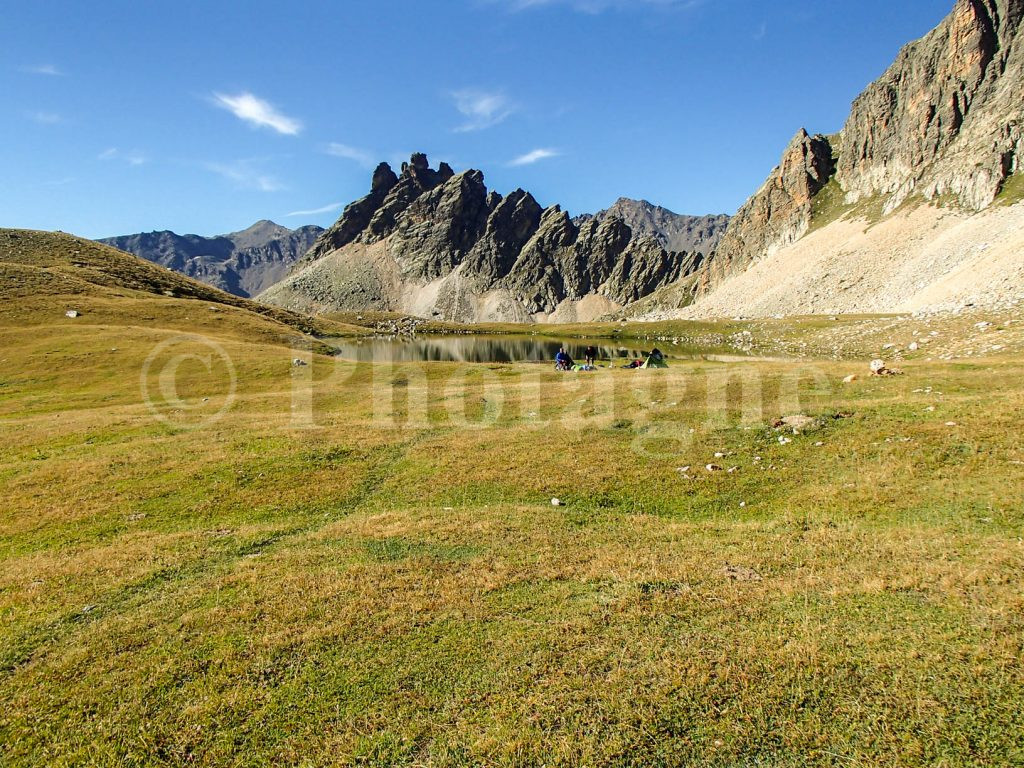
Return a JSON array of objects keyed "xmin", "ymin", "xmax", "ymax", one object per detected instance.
[{"xmin": 640, "ymin": 355, "xmax": 668, "ymax": 369}]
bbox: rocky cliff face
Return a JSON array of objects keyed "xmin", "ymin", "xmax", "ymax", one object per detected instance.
[
  {"xmin": 101, "ymin": 220, "xmax": 323, "ymax": 298},
  {"xmin": 696, "ymin": 0, "xmax": 1024, "ymax": 296},
  {"xmin": 702, "ymin": 130, "xmax": 835, "ymax": 292},
  {"xmin": 263, "ymin": 155, "xmax": 702, "ymax": 322},
  {"xmin": 837, "ymin": 0, "xmax": 1023, "ymax": 212}
]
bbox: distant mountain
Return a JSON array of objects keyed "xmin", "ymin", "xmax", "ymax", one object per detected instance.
[
  {"xmin": 260, "ymin": 154, "xmax": 708, "ymax": 323},
  {"xmin": 99, "ymin": 220, "xmax": 323, "ymax": 298},
  {"xmin": 582, "ymin": 198, "xmax": 728, "ymax": 256}
]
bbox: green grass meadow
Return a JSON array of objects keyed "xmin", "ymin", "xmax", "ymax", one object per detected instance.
[{"xmin": 1, "ymin": 230, "xmax": 1022, "ymax": 766}]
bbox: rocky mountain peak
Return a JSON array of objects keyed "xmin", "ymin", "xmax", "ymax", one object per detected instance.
[
  {"xmin": 395, "ymin": 153, "xmax": 453, "ymax": 188},
  {"xmin": 371, "ymin": 162, "xmax": 398, "ymax": 195},
  {"xmin": 244, "ymin": 219, "xmax": 278, "ymax": 229},
  {"xmin": 404, "ymin": 152, "xmax": 430, "ymax": 173},
  {"xmin": 389, "ymin": 168, "xmax": 492, "ymax": 278},
  {"xmin": 778, "ymin": 129, "xmax": 835, "ymax": 204},
  {"xmin": 264, "ymin": 154, "xmax": 710, "ymax": 321},
  {"xmin": 592, "ymin": 198, "xmax": 729, "ymax": 255},
  {"xmin": 228, "ymin": 219, "xmax": 293, "ymax": 249},
  {"xmin": 302, "ymin": 154, "xmax": 450, "ymax": 260},
  {"xmin": 535, "ymin": 205, "xmax": 576, "ymax": 246},
  {"xmin": 699, "ymin": 130, "xmax": 834, "ymax": 290}
]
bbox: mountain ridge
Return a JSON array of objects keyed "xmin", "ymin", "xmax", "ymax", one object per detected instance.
[
  {"xmin": 583, "ymin": 198, "xmax": 729, "ymax": 256},
  {"xmin": 99, "ymin": 220, "xmax": 323, "ymax": 299},
  {"xmin": 260, "ymin": 154, "xmax": 709, "ymax": 323}
]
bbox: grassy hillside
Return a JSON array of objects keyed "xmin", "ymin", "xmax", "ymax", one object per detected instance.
[
  {"xmin": 1, "ymin": 229, "xmax": 1022, "ymax": 766},
  {"xmin": 0, "ymin": 229, "xmax": 365, "ymax": 349}
]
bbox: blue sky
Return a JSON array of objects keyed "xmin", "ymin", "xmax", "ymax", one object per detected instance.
[{"xmin": 2, "ymin": 0, "xmax": 953, "ymax": 239}]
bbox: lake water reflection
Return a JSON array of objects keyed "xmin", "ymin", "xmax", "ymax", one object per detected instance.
[{"xmin": 328, "ymin": 335, "xmax": 744, "ymax": 364}]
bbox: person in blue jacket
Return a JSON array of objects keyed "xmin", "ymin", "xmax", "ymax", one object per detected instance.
[{"xmin": 555, "ymin": 347, "xmax": 575, "ymax": 371}]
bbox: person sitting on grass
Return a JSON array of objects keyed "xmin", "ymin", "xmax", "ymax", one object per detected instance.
[{"xmin": 555, "ymin": 347, "xmax": 575, "ymax": 371}]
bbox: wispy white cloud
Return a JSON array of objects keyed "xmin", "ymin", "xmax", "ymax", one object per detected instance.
[
  {"xmin": 210, "ymin": 91, "xmax": 302, "ymax": 135},
  {"xmin": 324, "ymin": 143, "xmax": 376, "ymax": 168},
  {"xmin": 99, "ymin": 147, "xmax": 148, "ymax": 166},
  {"xmin": 451, "ymin": 89, "xmax": 514, "ymax": 132},
  {"xmin": 753, "ymin": 20, "xmax": 767, "ymax": 40},
  {"xmin": 286, "ymin": 202, "xmax": 344, "ymax": 217},
  {"xmin": 206, "ymin": 159, "xmax": 283, "ymax": 192},
  {"xmin": 26, "ymin": 110, "xmax": 62, "ymax": 124},
  {"xmin": 502, "ymin": 0, "xmax": 701, "ymax": 13},
  {"xmin": 508, "ymin": 148, "xmax": 560, "ymax": 166},
  {"xmin": 20, "ymin": 64, "xmax": 63, "ymax": 76}
]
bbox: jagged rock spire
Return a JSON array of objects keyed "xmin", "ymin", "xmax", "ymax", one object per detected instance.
[{"xmin": 271, "ymin": 152, "xmax": 709, "ymax": 321}]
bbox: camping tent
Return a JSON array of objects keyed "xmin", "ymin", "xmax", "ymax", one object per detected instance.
[{"xmin": 640, "ymin": 355, "xmax": 668, "ymax": 369}]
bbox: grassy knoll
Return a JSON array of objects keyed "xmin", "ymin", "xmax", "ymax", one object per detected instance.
[
  {"xmin": 0, "ymin": 229, "xmax": 364, "ymax": 344},
  {"xmin": 1, "ymin": 230, "xmax": 1023, "ymax": 766},
  {"xmin": 996, "ymin": 172, "xmax": 1024, "ymax": 206}
]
